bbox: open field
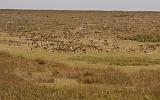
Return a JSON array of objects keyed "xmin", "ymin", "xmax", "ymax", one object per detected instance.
[{"xmin": 0, "ymin": 9, "xmax": 160, "ymax": 100}]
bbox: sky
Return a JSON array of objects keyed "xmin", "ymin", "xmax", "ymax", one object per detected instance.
[{"xmin": 0, "ymin": 0, "xmax": 160, "ymax": 11}]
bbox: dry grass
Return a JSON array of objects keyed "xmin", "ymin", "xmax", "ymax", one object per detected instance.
[
  {"xmin": 0, "ymin": 10, "xmax": 160, "ymax": 37},
  {"xmin": 0, "ymin": 10, "xmax": 160, "ymax": 99},
  {"xmin": 0, "ymin": 51, "xmax": 160, "ymax": 100}
]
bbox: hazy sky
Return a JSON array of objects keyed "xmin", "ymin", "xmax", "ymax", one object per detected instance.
[{"xmin": 0, "ymin": 0, "xmax": 160, "ymax": 11}]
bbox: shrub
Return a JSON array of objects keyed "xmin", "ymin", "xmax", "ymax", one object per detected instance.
[{"xmin": 34, "ymin": 58, "xmax": 46, "ymax": 65}]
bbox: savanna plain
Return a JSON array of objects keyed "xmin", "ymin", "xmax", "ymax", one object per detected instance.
[{"xmin": 0, "ymin": 10, "xmax": 160, "ymax": 100}]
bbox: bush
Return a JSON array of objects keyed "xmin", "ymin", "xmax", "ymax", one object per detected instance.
[{"xmin": 34, "ymin": 58, "xmax": 46, "ymax": 65}]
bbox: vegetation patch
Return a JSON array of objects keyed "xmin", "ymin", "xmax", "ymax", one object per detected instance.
[
  {"xmin": 34, "ymin": 58, "xmax": 47, "ymax": 65},
  {"xmin": 68, "ymin": 55, "xmax": 160, "ymax": 66},
  {"xmin": 120, "ymin": 33, "xmax": 160, "ymax": 42},
  {"xmin": 77, "ymin": 67, "xmax": 132, "ymax": 85},
  {"xmin": 0, "ymin": 51, "xmax": 11, "ymax": 57}
]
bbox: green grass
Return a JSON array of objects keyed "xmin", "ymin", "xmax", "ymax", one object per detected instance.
[
  {"xmin": 68, "ymin": 55, "xmax": 160, "ymax": 66},
  {"xmin": 121, "ymin": 33, "xmax": 160, "ymax": 42}
]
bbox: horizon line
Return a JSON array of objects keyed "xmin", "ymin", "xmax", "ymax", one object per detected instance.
[{"xmin": 0, "ymin": 8, "xmax": 160, "ymax": 12}]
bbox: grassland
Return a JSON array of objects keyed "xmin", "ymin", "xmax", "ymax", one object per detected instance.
[
  {"xmin": 1, "ymin": 51, "xmax": 160, "ymax": 100},
  {"xmin": 0, "ymin": 10, "xmax": 160, "ymax": 100}
]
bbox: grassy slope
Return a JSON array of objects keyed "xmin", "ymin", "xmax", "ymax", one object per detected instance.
[
  {"xmin": 0, "ymin": 35, "xmax": 160, "ymax": 99},
  {"xmin": 0, "ymin": 51, "xmax": 160, "ymax": 100}
]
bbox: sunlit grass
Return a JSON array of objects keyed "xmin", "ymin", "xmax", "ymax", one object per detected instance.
[
  {"xmin": 1, "ymin": 51, "xmax": 160, "ymax": 100},
  {"xmin": 68, "ymin": 55, "xmax": 160, "ymax": 66}
]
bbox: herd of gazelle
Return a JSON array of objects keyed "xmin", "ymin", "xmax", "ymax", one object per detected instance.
[
  {"xmin": 20, "ymin": 31, "xmax": 159, "ymax": 54},
  {"xmin": 6, "ymin": 26, "xmax": 160, "ymax": 54}
]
